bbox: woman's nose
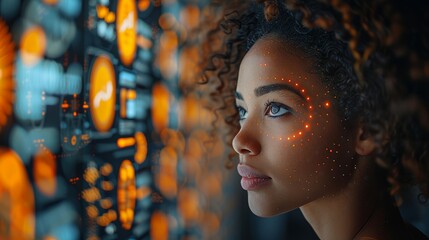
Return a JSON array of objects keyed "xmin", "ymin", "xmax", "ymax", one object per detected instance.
[{"xmin": 232, "ymin": 124, "xmax": 261, "ymax": 156}]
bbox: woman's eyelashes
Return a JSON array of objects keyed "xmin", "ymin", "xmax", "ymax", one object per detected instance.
[
  {"xmin": 264, "ymin": 101, "xmax": 292, "ymax": 118},
  {"xmin": 237, "ymin": 106, "xmax": 248, "ymax": 121},
  {"xmin": 236, "ymin": 101, "xmax": 292, "ymax": 122}
]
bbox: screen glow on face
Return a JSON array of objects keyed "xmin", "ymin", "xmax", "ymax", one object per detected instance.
[{"xmin": 233, "ymin": 36, "xmax": 357, "ymax": 217}]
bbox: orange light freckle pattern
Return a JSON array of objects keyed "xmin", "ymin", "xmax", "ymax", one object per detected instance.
[{"xmin": 271, "ymin": 77, "xmax": 315, "ymax": 141}]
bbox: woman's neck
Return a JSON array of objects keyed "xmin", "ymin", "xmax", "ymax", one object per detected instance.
[{"xmin": 299, "ymin": 159, "xmax": 406, "ymax": 240}]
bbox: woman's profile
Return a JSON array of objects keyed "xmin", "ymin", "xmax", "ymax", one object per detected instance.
[{"xmin": 200, "ymin": 0, "xmax": 429, "ymax": 239}]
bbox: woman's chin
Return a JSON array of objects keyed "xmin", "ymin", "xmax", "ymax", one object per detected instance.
[{"xmin": 248, "ymin": 200, "xmax": 289, "ymax": 217}]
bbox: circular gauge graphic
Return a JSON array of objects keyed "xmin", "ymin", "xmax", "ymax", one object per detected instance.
[
  {"xmin": 89, "ymin": 55, "xmax": 116, "ymax": 133},
  {"xmin": 117, "ymin": 159, "xmax": 136, "ymax": 230},
  {"xmin": 0, "ymin": 20, "xmax": 15, "ymax": 131},
  {"xmin": 0, "ymin": 147, "xmax": 35, "ymax": 239},
  {"xmin": 116, "ymin": 0, "xmax": 137, "ymax": 66}
]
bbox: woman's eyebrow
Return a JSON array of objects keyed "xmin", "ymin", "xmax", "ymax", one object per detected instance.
[{"xmin": 254, "ymin": 83, "xmax": 305, "ymax": 99}]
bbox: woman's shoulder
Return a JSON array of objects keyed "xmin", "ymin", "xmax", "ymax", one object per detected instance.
[{"xmin": 405, "ymin": 223, "xmax": 429, "ymax": 240}]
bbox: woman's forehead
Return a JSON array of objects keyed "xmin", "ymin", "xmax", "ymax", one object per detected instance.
[{"xmin": 238, "ymin": 37, "xmax": 321, "ymax": 91}]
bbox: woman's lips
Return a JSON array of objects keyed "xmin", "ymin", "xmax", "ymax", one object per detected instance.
[{"xmin": 237, "ymin": 164, "xmax": 271, "ymax": 191}]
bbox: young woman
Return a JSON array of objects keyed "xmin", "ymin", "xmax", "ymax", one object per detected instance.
[{"xmin": 201, "ymin": 0, "xmax": 429, "ymax": 239}]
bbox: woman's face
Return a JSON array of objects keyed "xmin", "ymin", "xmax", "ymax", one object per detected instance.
[{"xmin": 233, "ymin": 36, "xmax": 359, "ymax": 217}]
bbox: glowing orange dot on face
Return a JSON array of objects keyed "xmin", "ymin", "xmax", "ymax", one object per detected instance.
[
  {"xmin": 324, "ymin": 101, "xmax": 330, "ymax": 108},
  {"xmin": 305, "ymin": 124, "xmax": 309, "ymax": 129}
]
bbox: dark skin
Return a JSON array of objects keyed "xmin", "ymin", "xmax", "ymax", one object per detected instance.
[{"xmin": 233, "ymin": 35, "xmax": 421, "ymax": 239}]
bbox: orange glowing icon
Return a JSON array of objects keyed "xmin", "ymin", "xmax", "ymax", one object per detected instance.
[
  {"xmin": 0, "ymin": 20, "xmax": 15, "ymax": 131},
  {"xmin": 117, "ymin": 160, "xmax": 136, "ymax": 230},
  {"xmin": 20, "ymin": 26, "xmax": 46, "ymax": 66},
  {"xmin": 89, "ymin": 55, "xmax": 116, "ymax": 132},
  {"xmin": 116, "ymin": 0, "xmax": 137, "ymax": 66},
  {"xmin": 0, "ymin": 147, "xmax": 35, "ymax": 240}
]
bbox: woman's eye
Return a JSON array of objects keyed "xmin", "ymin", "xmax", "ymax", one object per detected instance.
[
  {"xmin": 237, "ymin": 106, "xmax": 248, "ymax": 121},
  {"xmin": 265, "ymin": 102, "xmax": 291, "ymax": 118}
]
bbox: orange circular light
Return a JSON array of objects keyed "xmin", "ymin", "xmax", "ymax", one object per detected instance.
[
  {"xmin": 138, "ymin": 0, "xmax": 151, "ymax": 11},
  {"xmin": 89, "ymin": 55, "xmax": 116, "ymax": 132},
  {"xmin": 0, "ymin": 147, "xmax": 35, "ymax": 239},
  {"xmin": 0, "ymin": 20, "xmax": 15, "ymax": 132},
  {"xmin": 180, "ymin": 6, "xmax": 200, "ymax": 30},
  {"xmin": 33, "ymin": 149, "xmax": 57, "ymax": 196},
  {"xmin": 117, "ymin": 160, "xmax": 136, "ymax": 230},
  {"xmin": 116, "ymin": 0, "xmax": 137, "ymax": 66},
  {"xmin": 151, "ymin": 83, "xmax": 170, "ymax": 133},
  {"xmin": 150, "ymin": 211, "xmax": 169, "ymax": 240},
  {"xmin": 20, "ymin": 26, "xmax": 46, "ymax": 66},
  {"xmin": 157, "ymin": 146, "xmax": 177, "ymax": 198}
]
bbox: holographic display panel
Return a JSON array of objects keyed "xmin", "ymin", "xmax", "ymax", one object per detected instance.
[{"xmin": 1, "ymin": 0, "xmax": 239, "ymax": 240}]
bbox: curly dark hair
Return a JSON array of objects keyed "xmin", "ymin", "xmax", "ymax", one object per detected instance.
[{"xmin": 200, "ymin": 0, "xmax": 429, "ymax": 201}]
